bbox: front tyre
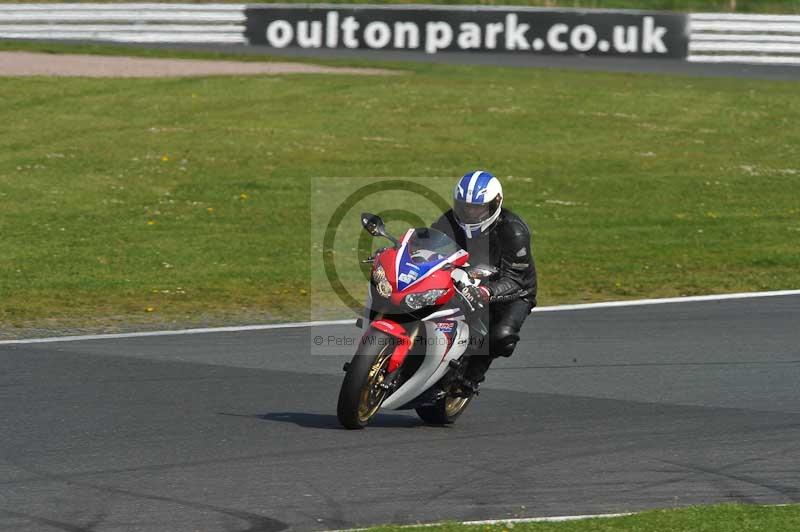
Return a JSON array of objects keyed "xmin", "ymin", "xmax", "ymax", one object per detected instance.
[
  {"xmin": 415, "ymin": 392, "xmax": 472, "ymax": 425},
  {"xmin": 337, "ymin": 331, "xmax": 393, "ymax": 429}
]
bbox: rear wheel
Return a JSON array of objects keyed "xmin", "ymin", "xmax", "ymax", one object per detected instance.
[
  {"xmin": 415, "ymin": 390, "xmax": 473, "ymax": 425},
  {"xmin": 337, "ymin": 332, "xmax": 394, "ymax": 429}
]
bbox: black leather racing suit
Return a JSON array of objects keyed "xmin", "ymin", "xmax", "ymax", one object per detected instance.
[{"xmin": 431, "ymin": 207, "xmax": 537, "ymax": 382}]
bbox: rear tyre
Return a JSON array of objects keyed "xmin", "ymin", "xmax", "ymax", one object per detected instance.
[
  {"xmin": 415, "ymin": 392, "xmax": 473, "ymax": 425},
  {"xmin": 337, "ymin": 331, "xmax": 393, "ymax": 429}
]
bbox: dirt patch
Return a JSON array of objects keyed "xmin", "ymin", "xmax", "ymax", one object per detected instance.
[{"xmin": 0, "ymin": 51, "xmax": 397, "ymax": 77}]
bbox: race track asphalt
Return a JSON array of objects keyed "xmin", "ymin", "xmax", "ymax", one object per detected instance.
[
  {"xmin": 12, "ymin": 40, "xmax": 800, "ymax": 80},
  {"xmin": 167, "ymin": 44, "xmax": 800, "ymax": 81},
  {"xmin": 1, "ymin": 294, "xmax": 798, "ymax": 531},
  {"xmin": 10, "ymin": 38, "xmax": 800, "ymax": 80}
]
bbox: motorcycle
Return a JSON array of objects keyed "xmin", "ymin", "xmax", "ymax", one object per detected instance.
[{"xmin": 336, "ymin": 212, "xmax": 494, "ymax": 429}]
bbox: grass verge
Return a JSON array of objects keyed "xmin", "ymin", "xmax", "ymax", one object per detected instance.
[
  {"xmin": 368, "ymin": 504, "xmax": 800, "ymax": 532},
  {"xmin": 0, "ymin": 44, "xmax": 798, "ymax": 335}
]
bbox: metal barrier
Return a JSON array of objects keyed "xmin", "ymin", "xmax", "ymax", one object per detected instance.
[
  {"xmin": 0, "ymin": 3, "xmax": 246, "ymax": 43},
  {"xmin": 689, "ymin": 13, "xmax": 800, "ymax": 64}
]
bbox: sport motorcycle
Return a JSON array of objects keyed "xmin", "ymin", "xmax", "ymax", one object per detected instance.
[{"xmin": 336, "ymin": 213, "xmax": 495, "ymax": 429}]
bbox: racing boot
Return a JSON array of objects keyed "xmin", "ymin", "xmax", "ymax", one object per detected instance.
[
  {"xmin": 465, "ymin": 355, "xmax": 493, "ymax": 385},
  {"xmin": 451, "ymin": 355, "xmax": 493, "ymax": 397}
]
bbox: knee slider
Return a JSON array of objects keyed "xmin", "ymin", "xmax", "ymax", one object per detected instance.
[{"xmin": 490, "ymin": 325, "xmax": 520, "ymax": 358}]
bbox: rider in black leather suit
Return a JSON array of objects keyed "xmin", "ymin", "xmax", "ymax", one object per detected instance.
[{"xmin": 431, "ymin": 171, "xmax": 537, "ymax": 389}]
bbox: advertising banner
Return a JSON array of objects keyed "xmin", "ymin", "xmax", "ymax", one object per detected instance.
[{"xmin": 245, "ymin": 6, "xmax": 689, "ymax": 58}]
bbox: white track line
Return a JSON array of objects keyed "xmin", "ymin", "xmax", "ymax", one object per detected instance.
[
  {"xmin": 531, "ymin": 288, "xmax": 800, "ymax": 313},
  {"xmin": 327, "ymin": 511, "xmax": 633, "ymax": 531},
  {"xmin": 0, "ymin": 319, "xmax": 354, "ymax": 346},
  {"xmin": 330, "ymin": 504, "xmax": 796, "ymax": 530},
  {"xmin": 464, "ymin": 511, "xmax": 633, "ymax": 524},
  {"xmin": 1, "ymin": 289, "xmax": 798, "ymax": 346}
]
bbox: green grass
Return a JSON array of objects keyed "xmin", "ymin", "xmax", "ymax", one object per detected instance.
[
  {"xmin": 0, "ymin": 0, "xmax": 797, "ymax": 14},
  {"xmin": 367, "ymin": 504, "xmax": 800, "ymax": 531},
  {"xmin": 0, "ymin": 44, "xmax": 799, "ymax": 334}
]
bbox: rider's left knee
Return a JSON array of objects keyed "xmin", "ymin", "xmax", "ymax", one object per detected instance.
[{"xmin": 489, "ymin": 324, "xmax": 520, "ymax": 358}]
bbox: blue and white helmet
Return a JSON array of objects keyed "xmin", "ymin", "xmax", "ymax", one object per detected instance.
[{"xmin": 453, "ymin": 170, "xmax": 503, "ymax": 238}]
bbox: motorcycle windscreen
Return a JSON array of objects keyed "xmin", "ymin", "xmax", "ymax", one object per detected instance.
[{"xmin": 396, "ymin": 228, "xmax": 462, "ymax": 291}]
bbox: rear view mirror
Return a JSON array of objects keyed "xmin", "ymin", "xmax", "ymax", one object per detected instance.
[
  {"xmin": 361, "ymin": 212, "xmax": 399, "ymax": 246},
  {"xmin": 361, "ymin": 212, "xmax": 386, "ymax": 237}
]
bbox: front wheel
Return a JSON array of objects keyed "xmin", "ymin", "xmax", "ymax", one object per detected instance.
[
  {"xmin": 337, "ymin": 331, "xmax": 394, "ymax": 429},
  {"xmin": 415, "ymin": 391, "xmax": 473, "ymax": 425}
]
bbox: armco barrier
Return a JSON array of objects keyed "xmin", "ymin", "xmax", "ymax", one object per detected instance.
[
  {"xmin": 0, "ymin": 3, "xmax": 247, "ymax": 43},
  {"xmin": 0, "ymin": 4, "xmax": 799, "ymax": 65},
  {"xmin": 689, "ymin": 13, "xmax": 800, "ymax": 64}
]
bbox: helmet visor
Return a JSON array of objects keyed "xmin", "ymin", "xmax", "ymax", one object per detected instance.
[{"xmin": 454, "ymin": 196, "xmax": 501, "ymax": 225}]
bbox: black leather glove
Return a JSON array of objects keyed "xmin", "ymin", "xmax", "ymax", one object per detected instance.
[
  {"xmin": 460, "ymin": 284, "xmax": 486, "ymax": 314},
  {"xmin": 457, "ymin": 284, "xmax": 489, "ymax": 336}
]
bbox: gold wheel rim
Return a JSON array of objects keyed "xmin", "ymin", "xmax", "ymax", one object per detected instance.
[
  {"xmin": 444, "ymin": 394, "xmax": 470, "ymax": 417},
  {"xmin": 357, "ymin": 346, "xmax": 392, "ymax": 424}
]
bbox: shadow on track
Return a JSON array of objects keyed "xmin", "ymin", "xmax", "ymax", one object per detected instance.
[{"xmin": 219, "ymin": 411, "xmax": 423, "ymax": 429}]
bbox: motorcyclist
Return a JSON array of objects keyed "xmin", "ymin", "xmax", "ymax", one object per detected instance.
[{"xmin": 431, "ymin": 170, "xmax": 537, "ymax": 392}]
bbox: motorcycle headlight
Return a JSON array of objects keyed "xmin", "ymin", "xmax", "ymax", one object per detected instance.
[
  {"xmin": 405, "ymin": 289, "xmax": 446, "ymax": 310},
  {"xmin": 372, "ymin": 265, "xmax": 392, "ymax": 298}
]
